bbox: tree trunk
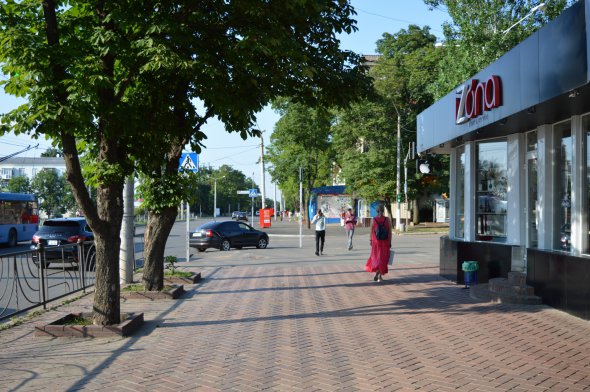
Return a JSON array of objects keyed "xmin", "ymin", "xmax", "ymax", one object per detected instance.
[
  {"xmin": 412, "ymin": 198, "xmax": 419, "ymax": 225},
  {"xmin": 142, "ymin": 207, "xmax": 178, "ymax": 291},
  {"xmin": 93, "ymin": 234, "xmax": 121, "ymax": 325}
]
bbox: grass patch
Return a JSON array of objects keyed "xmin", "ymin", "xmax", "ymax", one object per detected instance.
[
  {"xmin": 164, "ymin": 270, "xmax": 193, "ymax": 278},
  {"xmin": 63, "ymin": 315, "xmax": 93, "ymax": 326},
  {"xmin": 0, "ymin": 291, "xmax": 92, "ymax": 332},
  {"xmin": 122, "ymin": 284, "xmax": 176, "ymax": 292}
]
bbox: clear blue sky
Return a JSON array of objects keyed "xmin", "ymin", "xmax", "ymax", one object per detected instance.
[{"xmin": 0, "ymin": 0, "xmax": 449, "ymax": 198}]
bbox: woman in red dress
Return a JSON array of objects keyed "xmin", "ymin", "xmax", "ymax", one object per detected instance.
[{"xmin": 365, "ymin": 204, "xmax": 392, "ymax": 282}]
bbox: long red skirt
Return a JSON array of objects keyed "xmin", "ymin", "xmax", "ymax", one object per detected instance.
[{"xmin": 365, "ymin": 240, "xmax": 390, "ymax": 275}]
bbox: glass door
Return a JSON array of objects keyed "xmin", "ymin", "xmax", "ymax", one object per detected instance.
[{"xmin": 527, "ymin": 155, "xmax": 538, "ymax": 248}]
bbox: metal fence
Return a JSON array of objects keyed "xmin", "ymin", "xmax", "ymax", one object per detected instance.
[{"xmin": 0, "ymin": 241, "xmax": 96, "ymax": 322}]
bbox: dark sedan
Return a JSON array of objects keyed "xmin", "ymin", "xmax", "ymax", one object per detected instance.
[
  {"xmin": 231, "ymin": 211, "xmax": 248, "ymax": 221},
  {"xmin": 190, "ymin": 220, "xmax": 269, "ymax": 252},
  {"xmin": 30, "ymin": 217, "xmax": 95, "ymax": 268}
]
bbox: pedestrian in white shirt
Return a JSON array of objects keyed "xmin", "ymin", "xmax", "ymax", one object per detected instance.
[{"xmin": 311, "ymin": 209, "xmax": 326, "ymax": 256}]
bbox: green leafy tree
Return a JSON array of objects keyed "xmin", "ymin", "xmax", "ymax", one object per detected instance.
[
  {"xmin": 135, "ymin": 1, "xmax": 370, "ymax": 291},
  {"xmin": 40, "ymin": 148, "xmax": 62, "ymax": 157},
  {"xmin": 0, "ymin": 1, "xmax": 183, "ymax": 324},
  {"xmin": 31, "ymin": 169, "xmax": 68, "ymax": 217},
  {"xmin": 213, "ymin": 165, "xmax": 257, "ymax": 216},
  {"xmin": 423, "ymin": 0, "xmax": 572, "ymax": 98},
  {"xmin": 0, "ymin": 0, "xmax": 369, "ymax": 319},
  {"xmin": 333, "ymin": 25, "xmax": 443, "ymax": 223},
  {"xmin": 7, "ymin": 176, "xmax": 32, "ymax": 194},
  {"xmin": 266, "ymin": 101, "xmax": 335, "ymax": 227}
]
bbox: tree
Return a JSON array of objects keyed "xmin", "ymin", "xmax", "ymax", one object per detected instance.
[
  {"xmin": 40, "ymin": 148, "xmax": 62, "ymax": 157},
  {"xmin": 333, "ymin": 25, "xmax": 443, "ymax": 223},
  {"xmin": 266, "ymin": 101, "xmax": 335, "ymax": 228},
  {"xmin": 7, "ymin": 176, "xmax": 32, "ymax": 194},
  {"xmin": 0, "ymin": 0, "xmax": 369, "ymax": 321},
  {"xmin": 0, "ymin": 1, "xmax": 181, "ymax": 325},
  {"xmin": 135, "ymin": 1, "xmax": 371, "ymax": 291},
  {"xmin": 423, "ymin": 0, "xmax": 572, "ymax": 98},
  {"xmin": 31, "ymin": 169, "xmax": 74, "ymax": 217}
]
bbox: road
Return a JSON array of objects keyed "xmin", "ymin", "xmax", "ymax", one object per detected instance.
[{"xmin": 160, "ymin": 217, "xmax": 442, "ymax": 268}]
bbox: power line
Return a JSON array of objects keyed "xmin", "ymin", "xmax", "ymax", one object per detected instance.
[{"xmin": 355, "ymin": 7, "xmax": 445, "ymax": 35}]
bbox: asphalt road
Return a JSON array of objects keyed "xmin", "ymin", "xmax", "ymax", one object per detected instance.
[{"xmin": 159, "ymin": 217, "xmax": 442, "ymax": 268}]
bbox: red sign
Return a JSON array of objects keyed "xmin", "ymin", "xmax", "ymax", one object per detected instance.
[{"xmin": 455, "ymin": 75, "xmax": 502, "ymax": 125}]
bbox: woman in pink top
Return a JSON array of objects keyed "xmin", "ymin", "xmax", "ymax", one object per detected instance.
[{"xmin": 364, "ymin": 204, "xmax": 392, "ymax": 282}]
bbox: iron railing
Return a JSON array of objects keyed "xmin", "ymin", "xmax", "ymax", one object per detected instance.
[{"xmin": 0, "ymin": 241, "xmax": 96, "ymax": 321}]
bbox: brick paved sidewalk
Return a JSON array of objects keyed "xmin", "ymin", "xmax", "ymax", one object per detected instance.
[{"xmin": 0, "ymin": 261, "xmax": 589, "ymax": 391}]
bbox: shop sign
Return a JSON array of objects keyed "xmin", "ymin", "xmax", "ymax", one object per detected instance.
[{"xmin": 455, "ymin": 75, "xmax": 502, "ymax": 125}]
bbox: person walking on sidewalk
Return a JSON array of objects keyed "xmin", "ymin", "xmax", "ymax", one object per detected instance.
[
  {"xmin": 365, "ymin": 204, "xmax": 391, "ymax": 282},
  {"xmin": 344, "ymin": 208, "xmax": 357, "ymax": 250},
  {"xmin": 311, "ymin": 209, "xmax": 326, "ymax": 256}
]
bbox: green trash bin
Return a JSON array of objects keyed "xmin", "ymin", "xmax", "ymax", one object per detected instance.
[{"xmin": 461, "ymin": 261, "xmax": 479, "ymax": 288}]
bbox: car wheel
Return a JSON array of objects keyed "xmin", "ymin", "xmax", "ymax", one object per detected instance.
[
  {"xmin": 256, "ymin": 237, "xmax": 268, "ymax": 249},
  {"xmin": 197, "ymin": 248, "xmax": 206, "ymax": 252},
  {"xmin": 221, "ymin": 239, "xmax": 231, "ymax": 251},
  {"xmin": 8, "ymin": 229, "xmax": 17, "ymax": 248}
]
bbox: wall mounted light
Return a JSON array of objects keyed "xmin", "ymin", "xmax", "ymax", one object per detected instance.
[
  {"xmin": 527, "ymin": 106, "xmax": 536, "ymax": 114},
  {"xmin": 569, "ymin": 89, "xmax": 580, "ymax": 98}
]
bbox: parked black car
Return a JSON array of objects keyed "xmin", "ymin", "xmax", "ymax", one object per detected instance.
[
  {"xmin": 30, "ymin": 218, "xmax": 95, "ymax": 269},
  {"xmin": 231, "ymin": 211, "xmax": 248, "ymax": 221},
  {"xmin": 190, "ymin": 220, "xmax": 269, "ymax": 252}
]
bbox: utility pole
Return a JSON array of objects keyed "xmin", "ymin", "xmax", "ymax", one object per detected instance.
[
  {"xmin": 404, "ymin": 142, "xmax": 414, "ymax": 231},
  {"xmin": 396, "ymin": 112, "xmax": 402, "ymax": 231},
  {"xmin": 273, "ymin": 181, "xmax": 277, "ymax": 221},
  {"xmin": 119, "ymin": 176, "xmax": 134, "ymax": 284},
  {"xmin": 260, "ymin": 134, "xmax": 266, "ymax": 209},
  {"xmin": 299, "ymin": 167, "xmax": 303, "ymax": 248},
  {"xmin": 251, "ymin": 172, "xmax": 255, "ymax": 223}
]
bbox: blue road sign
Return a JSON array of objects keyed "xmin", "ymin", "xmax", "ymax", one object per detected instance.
[
  {"xmin": 178, "ymin": 153, "xmax": 199, "ymax": 172},
  {"xmin": 249, "ymin": 189, "xmax": 258, "ymax": 198}
]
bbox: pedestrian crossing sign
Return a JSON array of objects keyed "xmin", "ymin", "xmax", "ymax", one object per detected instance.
[{"xmin": 178, "ymin": 153, "xmax": 199, "ymax": 173}]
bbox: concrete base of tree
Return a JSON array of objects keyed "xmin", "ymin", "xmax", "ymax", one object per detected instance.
[
  {"xmin": 164, "ymin": 272, "xmax": 201, "ymax": 285},
  {"xmin": 34, "ymin": 312, "xmax": 144, "ymax": 338},
  {"xmin": 120, "ymin": 284, "xmax": 184, "ymax": 300}
]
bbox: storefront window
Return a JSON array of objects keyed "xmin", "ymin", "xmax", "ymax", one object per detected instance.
[
  {"xmin": 476, "ymin": 140, "xmax": 507, "ymax": 242},
  {"xmin": 527, "ymin": 131, "xmax": 537, "ymax": 152},
  {"xmin": 584, "ymin": 116, "xmax": 590, "ymax": 254},
  {"xmin": 555, "ymin": 121, "xmax": 572, "ymax": 251},
  {"xmin": 455, "ymin": 145, "xmax": 465, "ymax": 238}
]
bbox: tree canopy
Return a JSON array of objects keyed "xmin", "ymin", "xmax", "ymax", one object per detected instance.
[
  {"xmin": 423, "ymin": 0, "xmax": 572, "ymax": 98},
  {"xmin": 0, "ymin": 0, "xmax": 369, "ymax": 323}
]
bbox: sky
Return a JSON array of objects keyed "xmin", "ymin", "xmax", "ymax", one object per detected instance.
[{"xmin": 0, "ymin": 0, "xmax": 450, "ymax": 200}]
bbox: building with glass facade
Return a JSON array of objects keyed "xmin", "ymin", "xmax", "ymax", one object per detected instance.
[{"xmin": 418, "ymin": 1, "xmax": 590, "ymax": 319}]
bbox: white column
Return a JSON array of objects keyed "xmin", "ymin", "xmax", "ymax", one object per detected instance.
[
  {"xmin": 537, "ymin": 124, "xmax": 554, "ymax": 250},
  {"xmin": 506, "ymin": 133, "xmax": 524, "ymax": 245},
  {"xmin": 571, "ymin": 115, "xmax": 585, "ymax": 254},
  {"xmin": 464, "ymin": 142, "xmax": 476, "ymax": 242},
  {"xmin": 260, "ymin": 135, "xmax": 266, "ymax": 209}
]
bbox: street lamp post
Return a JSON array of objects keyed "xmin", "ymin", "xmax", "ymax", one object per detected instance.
[
  {"xmin": 213, "ymin": 176, "xmax": 225, "ymax": 221},
  {"xmin": 502, "ymin": 3, "xmax": 546, "ymax": 36}
]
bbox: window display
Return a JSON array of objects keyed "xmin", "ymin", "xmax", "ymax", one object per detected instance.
[{"xmin": 476, "ymin": 140, "xmax": 507, "ymax": 242}]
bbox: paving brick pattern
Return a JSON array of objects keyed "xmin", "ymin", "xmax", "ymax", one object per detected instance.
[{"xmin": 1, "ymin": 261, "xmax": 590, "ymax": 391}]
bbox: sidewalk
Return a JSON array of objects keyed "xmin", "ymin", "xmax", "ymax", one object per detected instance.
[{"xmin": 1, "ymin": 259, "xmax": 589, "ymax": 390}]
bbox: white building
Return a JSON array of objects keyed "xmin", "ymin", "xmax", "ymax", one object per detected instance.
[{"xmin": 0, "ymin": 157, "xmax": 66, "ymax": 185}]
